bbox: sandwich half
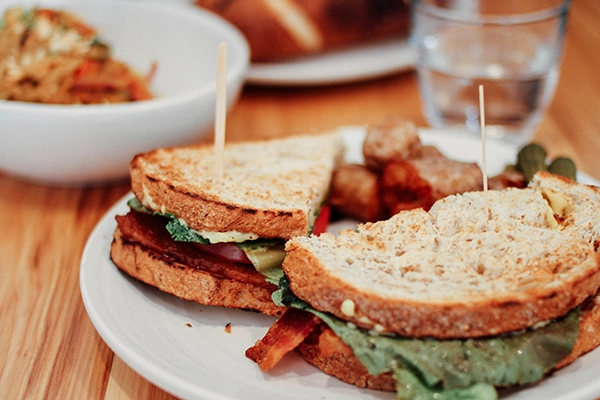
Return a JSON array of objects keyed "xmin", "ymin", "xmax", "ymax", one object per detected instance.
[
  {"xmin": 110, "ymin": 131, "xmax": 344, "ymax": 316},
  {"xmin": 247, "ymin": 172, "xmax": 600, "ymax": 398}
]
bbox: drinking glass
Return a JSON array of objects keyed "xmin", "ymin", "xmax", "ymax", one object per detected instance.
[{"xmin": 410, "ymin": 0, "xmax": 571, "ymax": 145}]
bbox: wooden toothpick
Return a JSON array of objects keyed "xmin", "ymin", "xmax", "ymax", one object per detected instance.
[
  {"xmin": 479, "ymin": 85, "xmax": 489, "ymax": 219},
  {"xmin": 213, "ymin": 42, "xmax": 228, "ymax": 179}
]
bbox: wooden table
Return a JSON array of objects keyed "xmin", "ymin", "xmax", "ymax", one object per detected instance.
[{"xmin": 2, "ymin": 0, "xmax": 599, "ymax": 398}]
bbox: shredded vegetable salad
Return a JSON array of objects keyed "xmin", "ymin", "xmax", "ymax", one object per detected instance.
[{"xmin": 0, "ymin": 7, "xmax": 154, "ymax": 104}]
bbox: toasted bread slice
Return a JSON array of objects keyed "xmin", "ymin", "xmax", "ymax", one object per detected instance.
[
  {"xmin": 111, "ymin": 227, "xmax": 284, "ymax": 316},
  {"xmin": 283, "ymin": 172, "xmax": 600, "ymax": 338},
  {"xmin": 130, "ymin": 131, "xmax": 344, "ymax": 240}
]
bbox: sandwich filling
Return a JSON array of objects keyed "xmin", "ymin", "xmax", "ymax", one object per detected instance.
[
  {"xmin": 115, "ymin": 210, "xmax": 274, "ymax": 289},
  {"xmin": 124, "ymin": 196, "xmax": 329, "ymax": 285},
  {"xmin": 266, "ymin": 278, "xmax": 580, "ymax": 400}
]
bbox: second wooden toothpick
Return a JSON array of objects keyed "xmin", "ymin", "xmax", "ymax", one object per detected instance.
[{"xmin": 479, "ymin": 84, "xmax": 489, "ymax": 219}]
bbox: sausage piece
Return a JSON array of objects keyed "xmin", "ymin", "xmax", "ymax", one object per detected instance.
[
  {"xmin": 381, "ymin": 158, "xmax": 483, "ymax": 214},
  {"xmin": 363, "ymin": 119, "xmax": 421, "ymax": 172},
  {"xmin": 328, "ymin": 163, "xmax": 384, "ymax": 222}
]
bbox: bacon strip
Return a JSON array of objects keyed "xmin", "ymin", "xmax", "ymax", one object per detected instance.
[
  {"xmin": 116, "ymin": 210, "xmax": 273, "ymax": 288},
  {"xmin": 246, "ymin": 308, "xmax": 321, "ymax": 371}
]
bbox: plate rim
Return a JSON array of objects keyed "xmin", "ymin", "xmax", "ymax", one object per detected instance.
[{"xmin": 246, "ymin": 38, "xmax": 416, "ymax": 87}]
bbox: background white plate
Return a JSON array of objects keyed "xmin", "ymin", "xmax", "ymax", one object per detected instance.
[
  {"xmin": 80, "ymin": 128, "xmax": 600, "ymax": 400},
  {"xmin": 246, "ymin": 38, "xmax": 416, "ymax": 87},
  {"xmin": 144, "ymin": 1, "xmax": 415, "ymax": 86}
]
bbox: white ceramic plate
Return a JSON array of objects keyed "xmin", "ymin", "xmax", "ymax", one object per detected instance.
[
  {"xmin": 246, "ymin": 38, "xmax": 416, "ymax": 87},
  {"xmin": 80, "ymin": 128, "xmax": 600, "ymax": 400}
]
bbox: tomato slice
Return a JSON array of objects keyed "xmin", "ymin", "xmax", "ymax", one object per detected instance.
[
  {"xmin": 193, "ymin": 242, "xmax": 252, "ymax": 264},
  {"xmin": 192, "ymin": 207, "xmax": 330, "ymax": 263},
  {"xmin": 312, "ymin": 205, "xmax": 331, "ymax": 236}
]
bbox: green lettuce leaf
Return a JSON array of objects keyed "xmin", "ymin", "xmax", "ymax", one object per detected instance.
[
  {"xmin": 236, "ymin": 240, "xmax": 285, "ymax": 285},
  {"xmin": 127, "ymin": 197, "xmax": 210, "ymax": 244},
  {"xmin": 393, "ymin": 369, "xmax": 498, "ymax": 400},
  {"xmin": 275, "ymin": 276, "xmax": 579, "ymax": 400}
]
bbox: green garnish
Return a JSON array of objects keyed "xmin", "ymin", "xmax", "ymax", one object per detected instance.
[
  {"xmin": 515, "ymin": 143, "xmax": 577, "ymax": 183},
  {"xmin": 548, "ymin": 157, "xmax": 577, "ymax": 181},
  {"xmin": 127, "ymin": 197, "xmax": 210, "ymax": 244},
  {"xmin": 274, "ymin": 276, "xmax": 579, "ymax": 400}
]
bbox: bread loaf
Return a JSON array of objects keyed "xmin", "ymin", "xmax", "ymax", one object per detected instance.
[{"xmin": 196, "ymin": 0, "xmax": 411, "ymax": 62}]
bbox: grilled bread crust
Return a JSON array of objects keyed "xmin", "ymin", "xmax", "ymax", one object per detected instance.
[
  {"xmin": 110, "ymin": 228, "xmax": 284, "ymax": 316},
  {"xmin": 195, "ymin": 0, "xmax": 410, "ymax": 62},
  {"xmin": 555, "ymin": 291, "xmax": 600, "ymax": 368},
  {"xmin": 130, "ymin": 132, "xmax": 344, "ymax": 240},
  {"xmin": 297, "ymin": 341, "xmax": 394, "ymax": 391},
  {"xmin": 283, "ymin": 172, "xmax": 600, "ymax": 338}
]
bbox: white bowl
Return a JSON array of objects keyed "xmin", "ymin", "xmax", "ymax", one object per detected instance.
[{"xmin": 0, "ymin": 0, "xmax": 249, "ymax": 186}]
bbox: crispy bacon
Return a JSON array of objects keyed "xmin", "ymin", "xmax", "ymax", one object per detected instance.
[
  {"xmin": 246, "ymin": 308, "xmax": 321, "ymax": 371},
  {"xmin": 116, "ymin": 210, "xmax": 273, "ymax": 288}
]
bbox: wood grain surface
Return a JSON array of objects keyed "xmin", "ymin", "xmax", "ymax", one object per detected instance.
[{"xmin": 1, "ymin": 0, "xmax": 599, "ymax": 398}]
